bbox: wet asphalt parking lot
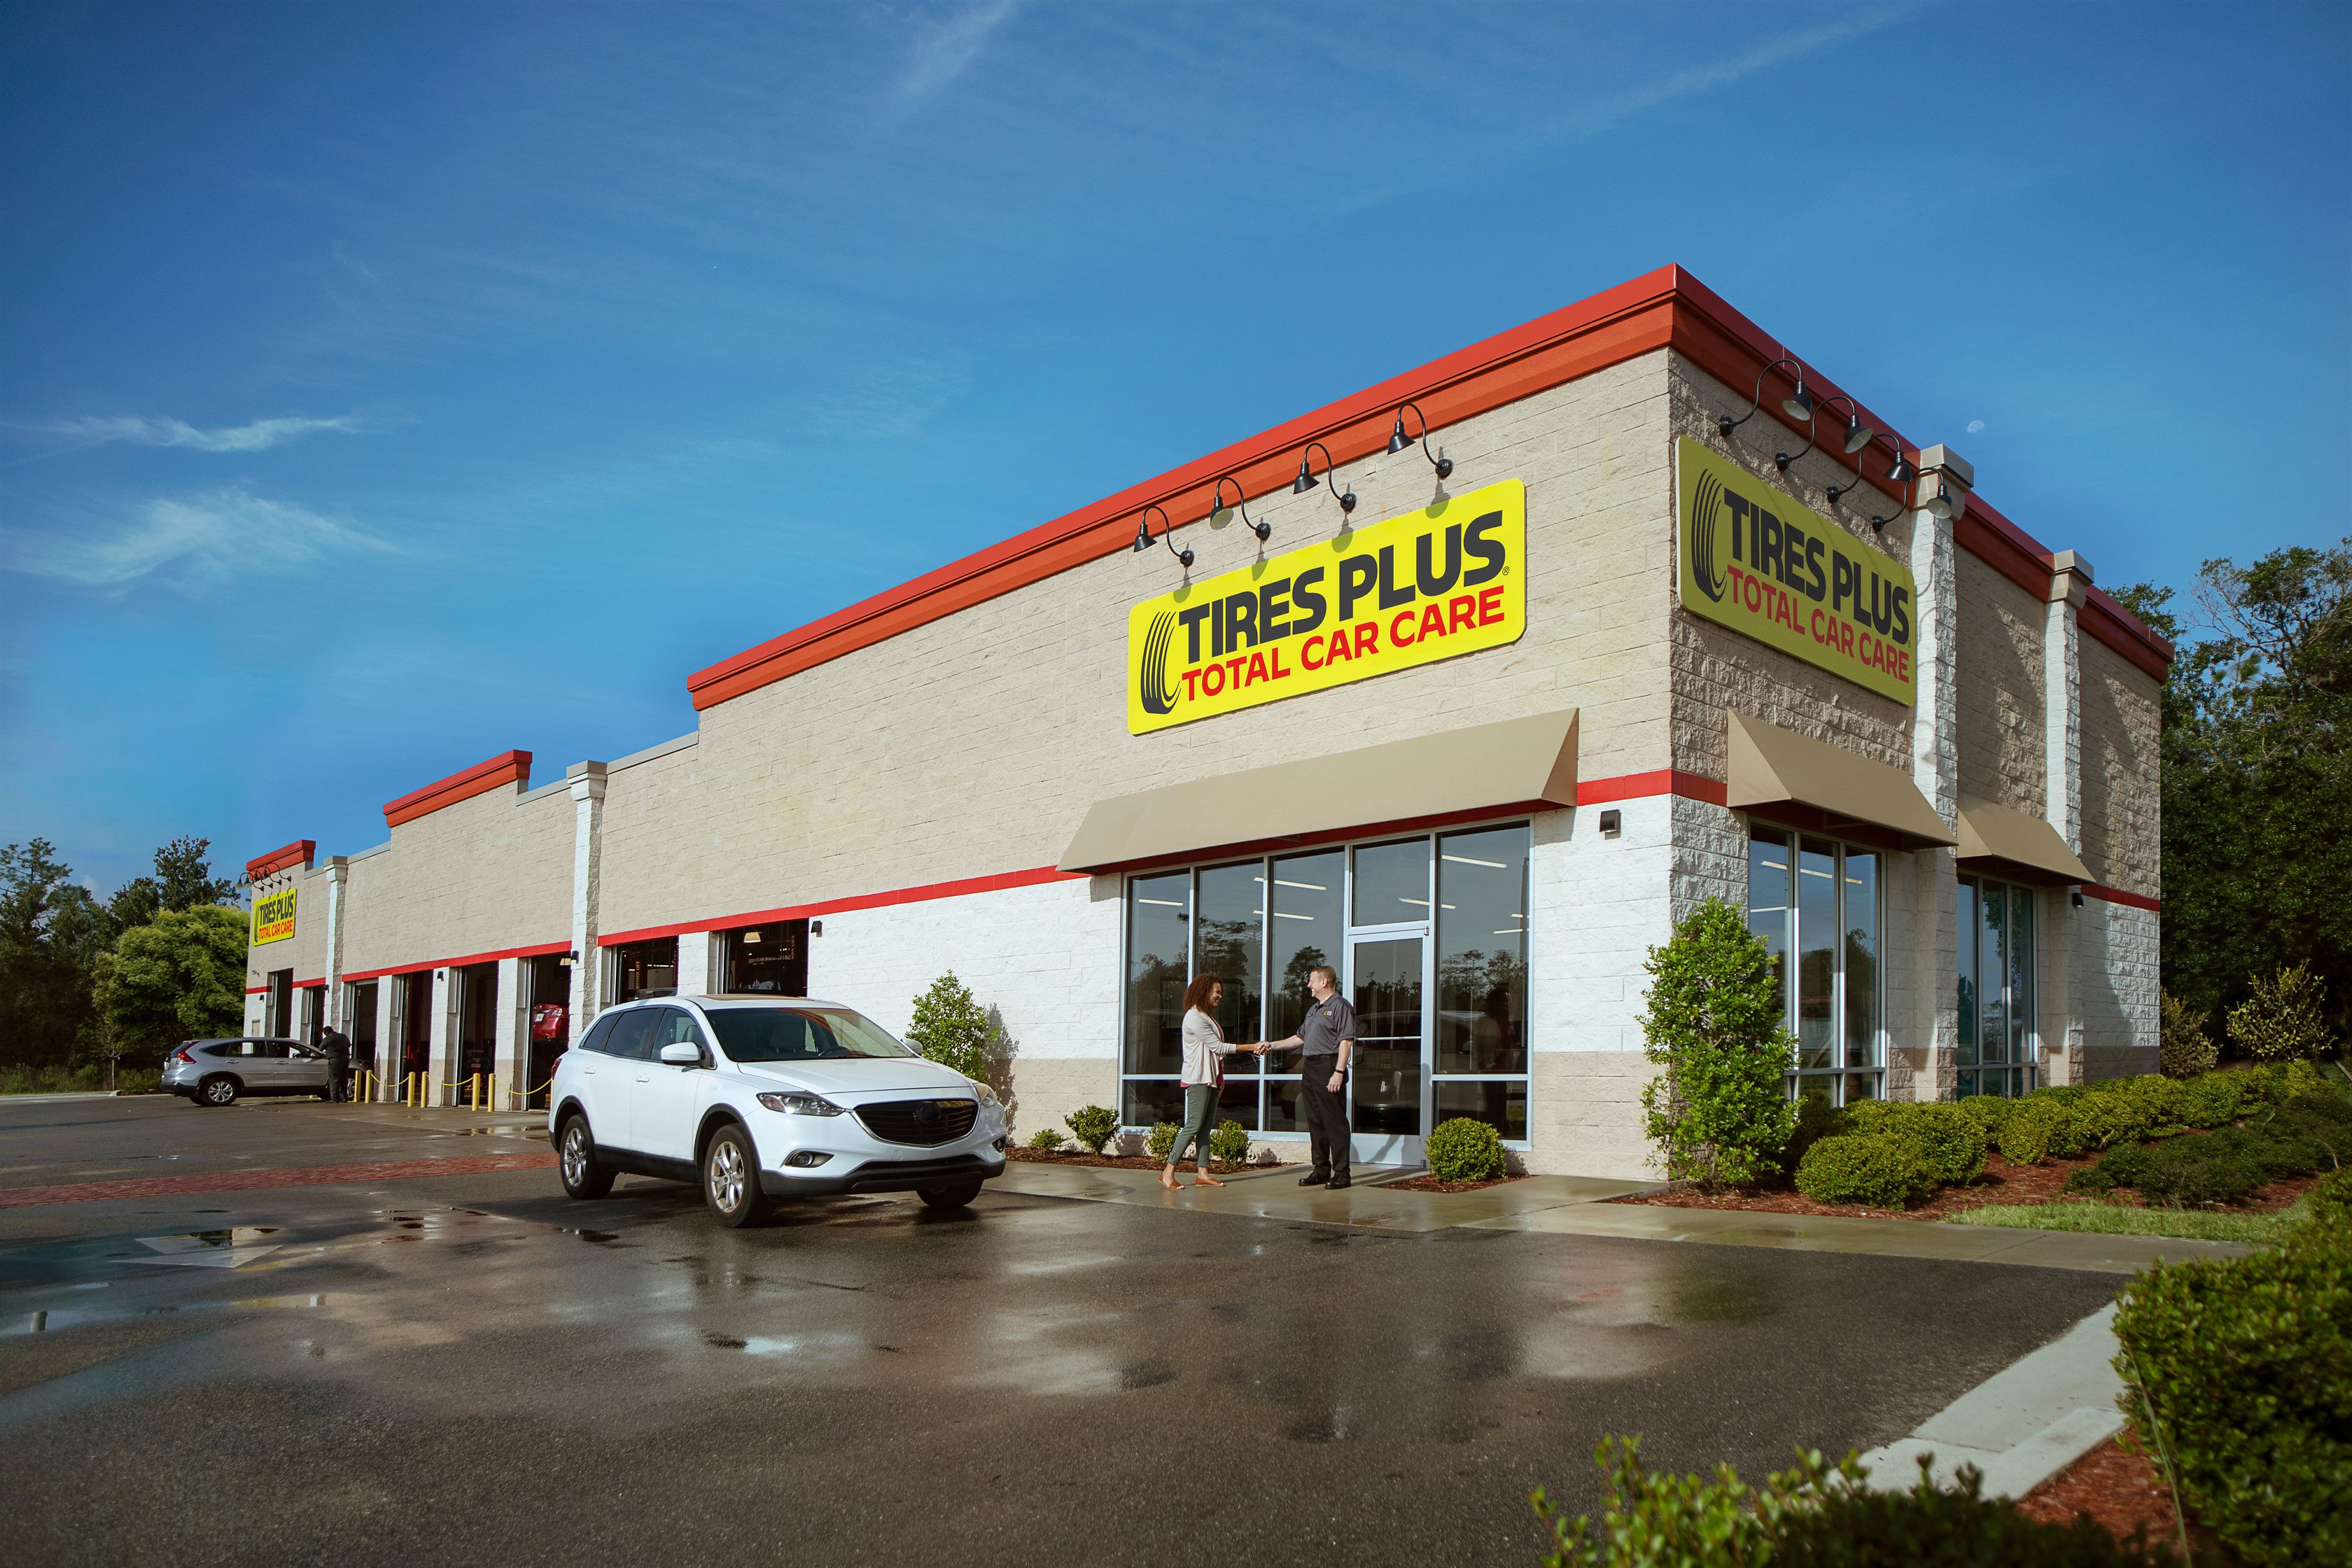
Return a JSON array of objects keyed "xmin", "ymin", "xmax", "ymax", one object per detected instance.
[{"xmin": 0, "ymin": 1097, "xmax": 2119, "ymax": 1567}]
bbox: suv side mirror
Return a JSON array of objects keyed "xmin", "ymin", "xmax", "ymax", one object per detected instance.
[{"xmin": 658, "ymin": 1042, "xmax": 704, "ymax": 1068}]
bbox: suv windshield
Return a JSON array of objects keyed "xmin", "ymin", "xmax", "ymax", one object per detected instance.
[{"xmin": 704, "ymin": 1007, "xmax": 916, "ymax": 1063}]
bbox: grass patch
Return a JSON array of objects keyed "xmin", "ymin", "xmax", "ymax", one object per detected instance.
[{"xmin": 1948, "ymin": 1196, "xmax": 2314, "ymax": 1245}]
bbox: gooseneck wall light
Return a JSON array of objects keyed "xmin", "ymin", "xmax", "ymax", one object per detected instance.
[
  {"xmin": 1292, "ymin": 440, "xmax": 1357, "ymax": 519},
  {"xmin": 1209, "ymin": 475, "xmax": 1270, "ymax": 542},
  {"xmin": 1719, "ymin": 356, "xmax": 1814, "ymax": 441},
  {"xmin": 1130, "ymin": 502, "xmax": 1192, "ymax": 568},
  {"xmin": 1387, "ymin": 402, "xmax": 1452, "ymax": 479}
]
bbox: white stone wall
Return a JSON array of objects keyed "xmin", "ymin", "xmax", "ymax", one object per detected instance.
[
  {"xmin": 2075, "ymin": 897, "xmax": 2161, "ymax": 1079},
  {"xmin": 338, "ymin": 780, "xmax": 573, "ymax": 976},
  {"xmin": 1956, "ymin": 553, "xmax": 2050, "ymax": 816},
  {"xmin": 808, "ymin": 874, "xmax": 1122, "ymax": 1138}
]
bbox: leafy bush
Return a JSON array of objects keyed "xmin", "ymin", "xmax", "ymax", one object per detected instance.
[
  {"xmin": 1064, "ymin": 1105, "xmax": 1117, "ymax": 1154},
  {"xmin": 1795, "ymin": 1134, "xmax": 1934, "ymax": 1209},
  {"xmin": 2229, "ymin": 962, "xmax": 2336, "ymax": 1063},
  {"xmin": 2068, "ymin": 1096, "xmax": 2350, "ymax": 1206},
  {"xmin": 2173, "ymin": 1070, "xmax": 2246, "ymax": 1128},
  {"xmin": 1531, "ymin": 1436, "xmax": 2154, "ymax": 1567},
  {"xmin": 2160, "ymin": 990, "xmax": 2218, "ymax": 1078},
  {"xmin": 1639, "ymin": 899, "xmax": 1798, "ymax": 1189},
  {"xmin": 1784, "ymin": 1094, "xmax": 1849, "ymax": 1170},
  {"xmin": 1146, "ymin": 1121, "xmax": 1180, "ymax": 1162},
  {"xmin": 1208, "ymin": 1118, "xmax": 1251, "ymax": 1168},
  {"xmin": 1844, "ymin": 1101, "xmax": 1988, "ymax": 1186},
  {"xmin": 1425, "ymin": 1116, "xmax": 1507, "ymax": 1182},
  {"xmin": 1996, "ymin": 1096, "xmax": 2067, "ymax": 1165},
  {"xmin": 904, "ymin": 972, "xmax": 996, "ymax": 1083},
  {"xmin": 1025, "ymin": 1127, "xmax": 1065, "ymax": 1151},
  {"xmin": 2113, "ymin": 1183, "xmax": 2351, "ymax": 1566},
  {"xmin": 1956, "ymin": 1092, "xmax": 2017, "ymax": 1144}
]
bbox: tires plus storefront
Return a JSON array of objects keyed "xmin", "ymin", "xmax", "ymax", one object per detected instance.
[{"xmin": 242, "ymin": 266, "xmax": 2169, "ymax": 1177}]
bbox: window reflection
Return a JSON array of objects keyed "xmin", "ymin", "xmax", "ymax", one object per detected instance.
[
  {"xmin": 1748, "ymin": 824, "xmax": 1880, "ymax": 1105},
  {"xmin": 1194, "ymin": 862, "xmax": 1263, "ymax": 1082},
  {"xmin": 1435, "ymin": 825, "xmax": 1529, "ymax": 1075},
  {"xmin": 1124, "ymin": 870, "xmax": 1187, "ymax": 1077},
  {"xmin": 1352, "ymin": 839, "xmax": 1430, "ymax": 926}
]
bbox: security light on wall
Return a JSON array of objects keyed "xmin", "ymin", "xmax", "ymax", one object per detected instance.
[
  {"xmin": 1292, "ymin": 441, "xmax": 1357, "ymax": 518},
  {"xmin": 1209, "ymin": 475, "xmax": 1270, "ymax": 542},
  {"xmin": 1821, "ymin": 394, "xmax": 1875, "ymax": 454},
  {"xmin": 1827, "ymin": 430, "xmax": 1898, "ymax": 507},
  {"xmin": 1130, "ymin": 503, "xmax": 1191, "ymax": 568},
  {"xmin": 1781, "ymin": 368, "xmax": 1816, "ymax": 421},
  {"xmin": 1386, "ymin": 402, "xmax": 1452, "ymax": 479},
  {"xmin": 1925, "ymin": 477, "xmax": 1961, "ymax": 521}
]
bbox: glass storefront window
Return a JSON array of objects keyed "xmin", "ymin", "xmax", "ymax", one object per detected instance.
[
  {"xmin": 1120, "ymin": 825, "xmax": 1532, "ymax": 1144},
  {"xmin": 1958, "ymin": 874, "xmax": 2036, "ymax": 1098},
  {"xmin": 1747, "ymin": 824, "xmax": 1881, "ymax": 1105}
]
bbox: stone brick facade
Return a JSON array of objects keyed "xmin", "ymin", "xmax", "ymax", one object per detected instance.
[{"xmin": 242, "ymin": 272, "xmax": 2169, "ymax": 1168}]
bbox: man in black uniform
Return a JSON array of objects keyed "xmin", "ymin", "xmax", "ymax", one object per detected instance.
[
  {"xmin": 1260, "ymin": 964, "xmax": 1356, "ymax": 1188},
  {"xmin": 318, "ymin": 1023, "xmax": 352, "ymax": 1103}
]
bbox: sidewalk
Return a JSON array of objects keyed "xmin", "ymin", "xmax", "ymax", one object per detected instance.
[{"xmin": 995, "ymin": 1161, "xmax": 2255, "ymax": 1273}]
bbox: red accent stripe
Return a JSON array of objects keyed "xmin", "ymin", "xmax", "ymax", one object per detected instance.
[
  {"xmin": 1574, "ymin": 769, "xmax": 1728, "ymax": 806},
  {"xmin": 341, "ymin": 939, "xmax": 573, "ymax": 983},
  {"xmin": 244, "ymin": 840, "xmax": 314, "ymax": 878},
  {"xmin": 244, "ymin": 986, "xmax": 269, "ymax": 995},
  {"xmin": 597, "ymin": 866, "xmax": 1089, "ymax": 948},
  {"xmin": 295, "ymin": 978, "xmax": 326, "ymax": 989},
  {"xmin": 383, "ymin": 750, "xmax": 533, "ymax": 829},
  {"xmin": 2082, "ymin": 881, "xmax": 2161, "ymax": 913}
]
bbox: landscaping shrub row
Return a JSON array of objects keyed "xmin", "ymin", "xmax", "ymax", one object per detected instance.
[
  {"xmin": 2112, "ymin": 1166, "xmax": 2351, "ymax": 1566},
  {"xmin": 1791, "ymin": 1060, "xmax": 2345, "ymax": 1209}
]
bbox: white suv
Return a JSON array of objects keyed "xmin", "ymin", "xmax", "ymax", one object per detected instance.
[{"xmin": 548, "ymin": 995, "xmax": 1008, "ymax": 1228}]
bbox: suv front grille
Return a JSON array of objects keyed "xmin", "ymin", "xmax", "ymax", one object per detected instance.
[{"xmin": 855, "ymin": 1097, "xmax": 978, "ymax": 1147}]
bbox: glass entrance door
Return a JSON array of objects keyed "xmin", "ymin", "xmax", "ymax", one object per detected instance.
[{"xmin": 1348, "ymin": 934, "xmax": 1426, "ymax": 1164}]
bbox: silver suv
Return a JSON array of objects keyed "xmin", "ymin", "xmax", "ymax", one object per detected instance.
[{"xmin": 164, "ymin": 1038, "xmax": 330, "ymax": 1106}]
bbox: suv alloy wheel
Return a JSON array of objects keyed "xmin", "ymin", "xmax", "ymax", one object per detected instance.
[
  {"xmin": 200, "ymin": 1075, "xmax": 239, "ymax": 1107},
  {"xmin": 558, "ymin": 1114, "xmax": 616, "ymax": 1200},
  {"xmin": 701, "ymin": 1124, "xmax": 771, "ymax": 1228}
]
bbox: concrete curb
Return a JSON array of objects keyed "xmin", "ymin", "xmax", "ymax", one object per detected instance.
[
  {"xmin": 1858, "ymin": 1303, "xmax": 2127, "ymax": 1499},
  {"xmin": 0, "ymin": 1093, "xmax": 122, "ymax": 1105}
]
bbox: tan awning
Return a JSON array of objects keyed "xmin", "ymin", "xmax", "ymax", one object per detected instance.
[
  {"xmin": 1058, "ymin": 710, "xmax": 1578, "ymax": 874},
  {"xmin": 1726, "ymin": 711, "xmax": 1956, "ymax": 847},
  {"xmin": 1956, "ymin": 796, "xmax": 2092, "ymax": 885}
]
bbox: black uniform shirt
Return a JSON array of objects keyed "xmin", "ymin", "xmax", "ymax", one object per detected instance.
[{"xmin": 1296, "ymin": 995, "xmax": 1355, "ymax": 1058}]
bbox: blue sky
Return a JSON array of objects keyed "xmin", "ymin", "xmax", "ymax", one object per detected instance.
[{"xmin": 3, "ymin": 1, "xmax": 2346, "ymax": 897}]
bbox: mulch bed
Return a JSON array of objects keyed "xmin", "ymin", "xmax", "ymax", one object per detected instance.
[
  {"xmin": 1385, "ymin": 1171, "xmax": 1531, "ymax": 1194},
  {"xmin": 1611, "ymin": 1151, "xmax": 2325, "ymax": 1224},
  {"xmin": 2015, "ymin": 1427, "xmax": 2192, "ymax": 1556},
  {"xmin": 1008, "ymin": 1148, "xmax": 1250, "ymax": 1175}
]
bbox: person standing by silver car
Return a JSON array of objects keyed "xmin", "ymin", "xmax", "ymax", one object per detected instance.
[{"xmin": 318, "ymin": 1023, "xmax": 353, "ymax": 1102}]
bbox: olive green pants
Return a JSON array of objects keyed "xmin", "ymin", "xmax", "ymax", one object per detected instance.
[{"xmin": 1168, "ymin": 1084, "xmax": 1218, "ymax": 1169}]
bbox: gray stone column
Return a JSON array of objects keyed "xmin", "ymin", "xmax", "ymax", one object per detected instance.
[
  {"xmin": 426, "ymin": 968, "xmax": 454, "ymax": 1107},
  {"xmin": 374, "ymin": 977, "xmax": 400, "ymax": 1103},
  {"xmin": 567, "ymin": 762, "xmax": 609, "ymax": 1047},
  {"xmin": 321, "ymin": 857, "xmax": 350, "ymax": 1031},
  {"xmin": 1896, "ymin": 444, "xmax": 1972, "ymax": 1102},
  {"xmin": 2043, "ymin": 549, "xmax": 2093, "ymax": 1086},
  {"xmin": 493, "ymin": 957, "xmax": 525, "ymax": 1108}
]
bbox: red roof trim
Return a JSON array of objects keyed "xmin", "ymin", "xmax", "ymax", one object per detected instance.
[
  {"xmin": 2082, "ymin": 881, "xmax": 2162, "ymax": 913},
  {"xmin": 596, "ymin": 865, "xmax": 1086, "ymax": 948},
  {"xmin": 1575, "ymin": 769, "xmax": 1729, "ymax": 807},
  {"xmin": 382, "ymin": 750, "xmax": 533, "ymax": 829},
  {"xmin": 245, "ymin": 840, "xmax": 314, "ymax": 878},
  {"xmin": 341, "ymin": 939, "xmax": 572, "ymax": 983},
  {"xmin": 683, "ymin": 265, "xmax": 2169, "ymax": 713}
]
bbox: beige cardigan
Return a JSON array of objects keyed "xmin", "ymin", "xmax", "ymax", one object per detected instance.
[{"xmin": 1180, "ymin": 1007, "xmax": 1236, "ymax": 1086}]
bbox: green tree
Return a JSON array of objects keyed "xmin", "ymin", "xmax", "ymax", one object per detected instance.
[
  {"xmin": 90, "ymin": 905, "xmax": 248, "ymax": 1068},
  {"xmin": 1639, "ymin": 897, "xmax": 1798, "ymax": 1189},
  {"xmin": 0, "ymin": 839, "xmax": 115, "ymax": 1069},
  {"xmin": 2115, "ymin": 538, "xmax": 2351, "ymax": 1042},
  {"xmin": 107, "ymin": 836, "xmax": 239, "ymax": 930},
  {"xmin": 904, "ymin": 972, "xmax": 995, "ymax": 1083}
]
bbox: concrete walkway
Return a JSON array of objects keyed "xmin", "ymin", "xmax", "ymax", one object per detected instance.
[
  {"xmin": 1859, "ymin": 1303, "xmax": 2130, "ymax": 1499},
  {"xmin": 995, "ymin": 1161, "xmax": 2257, "ymax": 1273}
]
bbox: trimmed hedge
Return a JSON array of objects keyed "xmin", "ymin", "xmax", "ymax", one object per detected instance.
[
  {"xmin": 2112, "ymin": 1168, "xmax": 2351, "ymax": 1566},
  {"xmin": 1426, "ymin": 1116, "xmax": 1508, "ymax": 1182},
  {"xmin": 1795, "ymin": 1134, "xmax": 1934, "ymax": 1209},
  {"xmin": 1208, "ymin": 1117, "xmax": 1251, "ymax": 1168},
  {"xmin": 2068, "ymin": 1091, "xmax": 2352, "ymax": 1206},
  {"xmin": 1844, "ymin": 1101, "xmax": 1989, "ymax": 1186}
]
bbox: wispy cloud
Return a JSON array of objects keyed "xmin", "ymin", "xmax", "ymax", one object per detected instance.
[
  {"xmin": 2, "ymin": 488, "xmax": 393, "ymax": 589},
  {"xmin": 1548, "ymin": 10, "xmax": 1916, "ymax": 140},
  {"xmin": 10, "ymin": 413, "xmax": 366, "ymax": 456},
  {"xmin": 900, "ymin": 0, "xmax": 1023, "ymax": 104}
]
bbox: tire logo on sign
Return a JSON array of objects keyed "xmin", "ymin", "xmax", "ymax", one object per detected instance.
[
  {"xmin": 1137, "ymin": 610, "xmax": 1180, "ymax": 716},
  {"xmin": 1688, "ymin": 470, "xmax": 1727, "ymax": 603}
]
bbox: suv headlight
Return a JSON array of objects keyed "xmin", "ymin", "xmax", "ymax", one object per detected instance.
[
  {"xmin": 969, "ymin": 1081, "xmax": 1000, "ymax": 1107},
  {"xmin": 756, "ymin": 1091, "xmax": 846, "ymax": 1116}
]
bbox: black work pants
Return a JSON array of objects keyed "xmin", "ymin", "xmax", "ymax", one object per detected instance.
[
  {"xmin": 1299, "ymin": 1059, "xmax": 1350, "ymax": 1177},
  {"xmin": 326, "ymin": 1062, "xmax": 347, "ymax": 1102}
]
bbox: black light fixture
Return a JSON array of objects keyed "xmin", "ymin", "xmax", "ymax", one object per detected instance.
[
  {"xmin": 1720, "ymin": 356, "xmax": 1808, "ymax": 440},
  {"xmin": 1828, "ymin": 431, "xmax": 1900, "ymax": 507},
  {"xmin": 1821, "ymin": 393, "xmax": 1875, "ymax": 455},
  {"xmin": 1924, "ymin": 476, "xmax": 1961, "ymax": 521},
  {"xmin": 1130, "ymin": 503, "xmax": 1192, "ymax": 568},
  {"xmin": 1387, "ymin": 401, "xmax": 1452, "ymax": 479},
  {"xmin": 1774, "ymin": 403, "xmax": 1816, "ymax": 473},
  {"xmin": 1210, "ymin": 475, "xmax": 1270, "ymax": 542},
  {"xmin": 1292, "ymin": 440, "xmax": 1357, "ymax": 517},
  {"xmin": 1865, "ymin": 463, "xmax": 1917, "ymax": 534},
  {"xmin": 2071, "ymin": 887, "xmax": 2086, "ymax": 909}
]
